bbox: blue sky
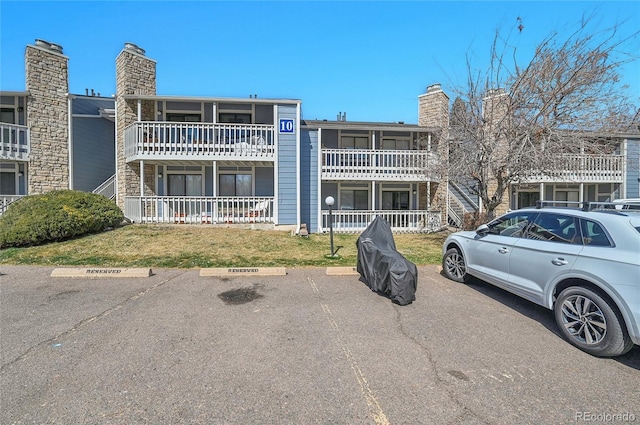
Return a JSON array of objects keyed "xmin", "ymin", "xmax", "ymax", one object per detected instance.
[{"xmin": 1, "ymin": 1, "xmax": 638, "ymax": 123}]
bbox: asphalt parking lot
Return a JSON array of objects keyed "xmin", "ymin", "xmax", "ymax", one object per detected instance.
[{"xmin": 1, "ymin": 265, "xmax": 638, "ymax": 425}]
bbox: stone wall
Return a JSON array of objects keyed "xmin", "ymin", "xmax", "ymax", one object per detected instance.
[
  {"xmin": 25, "ymin": 41, "xmax": 69, "ymax": 194},
  {"xmin": 483, "ymin": 89, "xmax": 511, "ymax": 215},
  {"xmin": 418, "ymin": 84, "xmax": 449, "ymax": 225},
  {"xmin": 115, "ymin": 43, "xmax": 157, "ymax": 208}
]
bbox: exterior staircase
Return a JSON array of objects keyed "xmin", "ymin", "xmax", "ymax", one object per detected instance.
[{"xmin": 447, "ymin": 181, "xmax": 479, "ymax": 228}]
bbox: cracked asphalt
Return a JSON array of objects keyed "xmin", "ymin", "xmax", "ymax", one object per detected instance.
[{"xmin": 1, "ymin": 265, "xmax": 639, "ymax": 424}]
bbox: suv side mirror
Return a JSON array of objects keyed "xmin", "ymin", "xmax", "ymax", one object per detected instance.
[{"xmin": 476, "ymin": 224, "xmax": 489, "ymax": 235}]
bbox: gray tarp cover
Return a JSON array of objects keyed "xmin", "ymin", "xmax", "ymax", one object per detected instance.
[{"xmin": 356, "ymin": 216, "xmax": 417, "ymax": 305}]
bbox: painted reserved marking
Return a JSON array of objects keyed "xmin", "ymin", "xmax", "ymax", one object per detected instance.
[
  {"xmin": 51, "ymin": 268, "xmax": 152, "ymax": 278},
  {"xmin": 200, "ymin": 267, "xmax": 287, "ymax": 277},
  {"xmin": 326, "ymin": 267, "xmax": 360, "ymax": 276}
]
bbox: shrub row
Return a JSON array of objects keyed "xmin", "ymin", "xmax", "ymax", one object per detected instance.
[{"xmin": 0, "ymin": 190, "xmax": 124, "ymax": 248}]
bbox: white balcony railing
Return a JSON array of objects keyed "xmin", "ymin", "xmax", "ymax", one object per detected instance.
[
  {"xmin": 522, "ymin": 154, "xmax": 624, "ymax": 183},
  {"xmin": 92, "ymin": 174, "xmax": 116, "ymax": 200},
  {"xmin": 124, "ymin": 196, "xmax": 274, "ymax": 224},
  {"xmin": 1, "ymin": 123, "xmax": 29, "ymax": 161},
  {"xmin": 0, "ymin": 195, "xmax": 25, "ymax": 216},
  {"xmin": 321, "ymin": 210, "xmax": 442, "ymax": 233},
  {"xmin": 124, "ymin": 122, "xmax": 275, "ymax": 161},
  {"xmin": 321, "ymin": 149, "xmax": 440, "ymax": 181}
]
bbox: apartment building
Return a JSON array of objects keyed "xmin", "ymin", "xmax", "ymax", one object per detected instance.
[
  {"xmin": 109, "ymin": 42, "xmax": 449, "ymax": 234},
  {"xmin": 2, "ymin": 39, "xmax": 638, "ymax": 232}
]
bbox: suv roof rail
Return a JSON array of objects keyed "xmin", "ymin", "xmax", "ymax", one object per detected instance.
[
  {"xmin": 535, "ymin": 200, "xmax": 585, "ymax": 209},
  {"xmin": 535, "ymin": 200, "xmax": 640, "ymax": 211}
]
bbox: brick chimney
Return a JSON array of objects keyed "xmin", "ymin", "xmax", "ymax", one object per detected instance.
[
  {"xmin": 115, "ymin": 42, "xmax": 157, "ymax": 208},
  {"xmin": 25, "ymin": 39, "xmax": 69, "ymax": 194}
]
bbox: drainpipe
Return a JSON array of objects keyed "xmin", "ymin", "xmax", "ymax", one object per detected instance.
[
  {"xmin": 273, "ymin": 104, "xmax": 279, "ymax": 225},
  {"xmin": 427, "ymin": 133, "xmax": 432, "ymax": 210},
  {"xmin": 67, "ymin": 93, "xmax": 73, "ymax": 189},
  {"xmin": 296, "ymin": 102, "xmax": 301, "ymax": 234},
  {"xmin": 317, "ymin": 128, "xmax": 322, "ymax": 233},
  {"xmin": 621, "ymin": 139, "xmax": 627, "ymax": 198}
]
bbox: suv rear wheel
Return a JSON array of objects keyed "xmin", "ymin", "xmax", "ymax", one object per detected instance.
[{"xmin": 554, "ymin": 286, "xmax": 633, "ymax": 357}]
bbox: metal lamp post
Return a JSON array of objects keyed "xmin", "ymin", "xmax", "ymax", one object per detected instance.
[{"xmin": 325, "ymin": 196, "xmax": 335, "ymax": 257}]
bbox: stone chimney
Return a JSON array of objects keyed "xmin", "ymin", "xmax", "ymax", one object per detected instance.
[
  {"xmin": 483, "ymin": 88, "xmax": 511, "ymax": 216},
  {"xmin": 418, "ymin": 83, "xmax": 449, "ymax": 129},
  {"xmin": 482, "ymin": 88, "xmax": 509, "ymax": 139},
  {"xmin": 25, "ymin": 39, "xmax": 69, "ymax": 194},
  {"xmin": 115, "ymin": 42, "xmax": 157, "ymax": 208},
  {"xmin": 417, "ymin": 84, "xmax": 450, "ymax": 224}
]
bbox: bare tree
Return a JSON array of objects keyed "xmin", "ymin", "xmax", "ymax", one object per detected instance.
[{"xmin": 448, "ymin": 14, "xmax": 639, "ymax": 219}]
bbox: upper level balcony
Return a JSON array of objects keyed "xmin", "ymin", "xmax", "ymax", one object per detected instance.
[
  {"xmin": 124, "ymin": 122, "xmax": 275, "ymax": 163},
  {"xmin": 1, "ymin": 123, "xmax": 29, "ymax": 161},
  {"xmin": 321, "ymin": 149, "xmax": 441, "ymax": 181},
  {"xmin": 520, "ymin": 154, "xmax": 625, "ymax": 183}
]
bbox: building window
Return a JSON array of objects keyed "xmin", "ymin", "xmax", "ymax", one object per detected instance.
[
  {"xmin": 0, "ymin": 108, "xmax": 16, "ymax": 124},
  {"xmin": 0, "ymin": 172, "xmax": 16, "ymax": 195},
  {"xmin": 341, "ymin": 136, "xmax": 368, "ymax": 149},
  {"xmin": 219, "ymin": 113, "xmax": 252, "ymax": 124},
  {"xmin": 382, "ymin": 138, "xmax": 410, "ymax": 150},
  {"xmin": 339, "ymin": 189, "xmax": 368, "ymax": 210},
  {"xmin": 517, "ymin": 191, "xmax": 539, "ymax": 209},
  {"xmin": 167, "ymin": 174, "xmax": 202, "ymax": 196},
  {"xmin": 165, "ymin": 113, "xmax": 201, "ymax": 122},
  {"xmin": 219, "ymin": 174, "xmax": 252, "ymax": 196},
  {"xmin": 382, "ymin": 191, "xmax": 409, "ymax": 210}
]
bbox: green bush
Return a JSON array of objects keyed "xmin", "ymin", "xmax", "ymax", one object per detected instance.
[{"xmin": 0, "ymin": 190, "xmax": 124, "ymax": 248}]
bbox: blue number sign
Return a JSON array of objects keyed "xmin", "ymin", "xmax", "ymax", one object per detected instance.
[{"xmin": 279, "ymin": 119, "xmax": 294, "ymax": 134}]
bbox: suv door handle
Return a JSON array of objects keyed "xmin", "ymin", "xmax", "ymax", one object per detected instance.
[
  {"xmin": 498, "ymin": 247, "xmax": 509, "ymax": 254},
  {"xmin": 552, "ymin": 258, "xmax": 569, "ymax": 266}
]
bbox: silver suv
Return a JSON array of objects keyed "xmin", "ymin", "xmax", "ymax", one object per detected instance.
[{"xmin": 442, "ymin": 202, "xmax": 640, "ymax": 357}]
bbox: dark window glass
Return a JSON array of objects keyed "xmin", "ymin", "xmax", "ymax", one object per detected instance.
[
  {"xmin": 487, "ymin": 212, "xmax": 536, "ymax": 237},
  {"xmin": 166, "ymin": 113, "xmax": 201, "ymax": 122},
  {"xmin": 580, "ymin": 219, "xmax": 612, "ymax": 246},
  {"xmin": 219, "ymin": 174, "xmax": 252, "ymax": 196},
  {"xmin": 219, "ymin": 113, "xmax": 251, "ymax": 124},
  {"xmin": 526, "ymin": 213, "xmax": 579, "ymax": 244},
  {"xmin": 339, "ymin": 189, "xmax": 368, "ymax": 210}
]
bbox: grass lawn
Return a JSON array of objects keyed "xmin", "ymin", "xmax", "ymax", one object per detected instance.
[{"xmin": 0, "ymin": 224, "xmax": 450, "ymax": 269}]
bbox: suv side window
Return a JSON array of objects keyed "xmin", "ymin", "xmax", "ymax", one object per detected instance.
[
  {"xmin": 526, "ymin": 213, "xmax": 579, "ymax": 244},
  {"xmin": 487, "ymin": 212, "xmax": 535, "ymax": 238},
  {"xmin": 580, "ymin": 219, "xmax": 612, "ymax": 246}
]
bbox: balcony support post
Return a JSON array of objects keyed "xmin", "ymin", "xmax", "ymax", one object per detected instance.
[
  {"xmin": 212, "ymin": 160, "xmax": 217, "ymax": 196},
  {"xmin": 140, "ymin": 160, "xmax": 144, "ymax": 196},
  {"xmin": 372, "ymin": 181, "xmax": 376, "ymax": 210}
]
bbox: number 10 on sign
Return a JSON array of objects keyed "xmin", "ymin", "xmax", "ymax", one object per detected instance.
[{"xmin": 279, "ymin": 119, "xmax": 294, "ymax": 133}]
